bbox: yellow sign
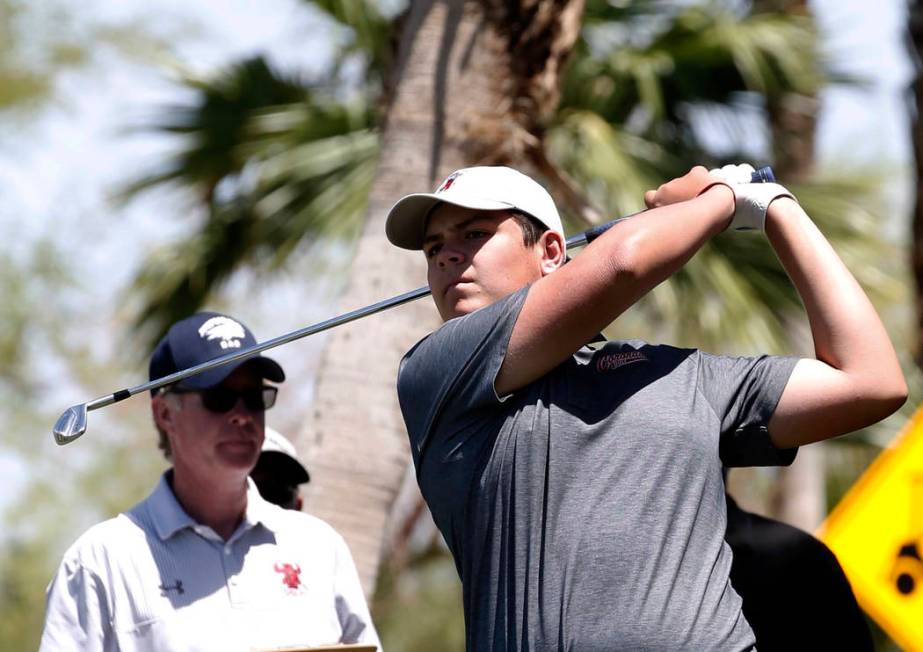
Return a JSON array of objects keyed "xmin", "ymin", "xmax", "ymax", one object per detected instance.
[{"xmin": 819, "ymin": 406, "xmax": 923, "ymax": 651}]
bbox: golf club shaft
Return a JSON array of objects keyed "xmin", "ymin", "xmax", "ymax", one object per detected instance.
[
  {"xmin": 55, "ymin": 166, "xmax": 774, "ymax": 442},
  {"xmin": 85, "ymin": 231, "xmax": 599, "ymax": 413},
  {"xmin": 93, "ymin": 284, "xmax": 435, "ymax": 410}
]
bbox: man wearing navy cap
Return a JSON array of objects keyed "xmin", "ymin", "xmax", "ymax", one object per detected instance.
[{"xmin": 40, "ymin": 312, "xmax": 381, "ymax": 652}]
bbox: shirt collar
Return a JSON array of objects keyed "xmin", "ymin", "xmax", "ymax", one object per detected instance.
[
  {"xmin": 148, "ymin": 471, "xmax": 197, "ymax": 540},
  {"xmin": 242, "ymin": 477, "xmax": 277, "ymax": 530},
  {"xmin": 148, "ymin": 471, "xmax": 274, "ymax": 541}
]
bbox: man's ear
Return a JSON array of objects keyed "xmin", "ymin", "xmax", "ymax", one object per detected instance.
[
  {"xmin": 538, "ymin": 230, "xmax": 566, "ymax": 276},
  {"xmin": 151, "ymin": 394, "xmax": 177, "ymax": 434}
]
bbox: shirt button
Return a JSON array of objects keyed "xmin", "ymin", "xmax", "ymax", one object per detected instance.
[{"xmin": 224, "ymin": 546, "xmax": 231, "ymax": 555}]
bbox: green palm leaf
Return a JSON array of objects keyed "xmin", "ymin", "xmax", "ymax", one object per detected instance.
[
  {"xmin": 304, "ymin": 0, "xmax": 395, "ymax": 86},
  {"xmin": 124, "ymin": 0, "xmax": 895, "ymax": 364},
  {"xmin": 121, "ymin": 63, "xmax": 379, "ymax": 345}
]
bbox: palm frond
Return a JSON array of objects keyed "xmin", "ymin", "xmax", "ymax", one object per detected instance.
[
  {"xmin": 545, "ymin": 109, "xmax": 677, "ymax": 219},
  {"xmin": 123, "ymin": 87, "xmax": 380, "ymax": 348},
  {"xmin": 546, "ymin": 103, "xmax": 899, "ymax": 353},
  {"xmin": 303, "ymin": 0, "xmax": 395, "ymax": 85},
  {"xmin": 565, "ymin": 2, "xmax": 823, "ymax": 129},
  {"xmin": 120, "ymin": 57, "xmax": 319, "ymax": 202}
]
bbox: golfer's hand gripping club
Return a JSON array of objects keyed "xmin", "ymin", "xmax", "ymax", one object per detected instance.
[
  {"xmin": 52, "ymin": 166, "xmax": 774, "ymax": 445},
  {"xmin": 573, "ymin": 165, "xmax": 776, "ymax": 247}
]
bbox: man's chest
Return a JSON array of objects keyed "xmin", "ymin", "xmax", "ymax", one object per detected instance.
[
  {"xmin": 420, "ymin": 352, "xmax": 715, "ymax": 516},
  {"xmin": 102, "ymin": 531, "xmax": 344, "ymax": 650}
]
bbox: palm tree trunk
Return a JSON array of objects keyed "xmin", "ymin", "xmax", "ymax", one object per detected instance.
[
  {"xmin": 761, "ymin": 0, "xmax": 818, "ymax": 184},
  {"xmin": 744, "ymin": 0, "xmax": 823, "ymax": 532},
  {"xmin": 297, "ymin": 0, "xmax": 583, "ymax": 595},
  {"xmin": 910, "ymin": 0, "xmax": 923, "ymax": 371},
  {"xmin": 769, "ymin": 445, "xmax": 824, "ymax": 529}
]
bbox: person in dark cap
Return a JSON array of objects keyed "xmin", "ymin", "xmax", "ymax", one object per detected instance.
[
  {"xmin": 252, "ymin": 426, "xmax": 311, "ymax": 511},
  {"xmin": 40, "ymin": 312, "xmax": 381, "ymax": 652}
]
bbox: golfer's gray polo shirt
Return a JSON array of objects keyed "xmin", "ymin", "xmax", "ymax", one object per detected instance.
[
  {"xmin": 398, "ymin": 286, "xmax": 797, "ymax": 651},
  {"xmin": 40, "ymin": 473, "xmax": 380, "ymax": 652}
]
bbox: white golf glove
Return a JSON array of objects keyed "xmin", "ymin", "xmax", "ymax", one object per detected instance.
[{"xmin": 707, "ymin": 164, "xmax": 796, "ymax": 232}]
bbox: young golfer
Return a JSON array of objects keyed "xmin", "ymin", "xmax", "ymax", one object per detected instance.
[{"xmin": 385, "ymin": 165, "xmax": 905, "ymax": 650}]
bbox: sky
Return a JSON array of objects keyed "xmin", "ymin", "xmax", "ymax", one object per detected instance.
[
  {"xmin": 815, "ymin": 0, "xmax": 913, "ymax": 166},
  {"xmin": 0, "ymin": 0, "xmax": 916, "ymax": 513},
  {"xmin": 0, "ymin": 0, "xmax": 348, "ymax": 515}
]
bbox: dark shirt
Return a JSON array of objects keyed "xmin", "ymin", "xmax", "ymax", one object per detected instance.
[{"xmin": 725, "ymin": 495, "xmax": 873, "ymax": 651}]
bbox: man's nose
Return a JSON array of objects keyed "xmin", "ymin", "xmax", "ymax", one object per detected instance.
[
  {"xmin": 437, "ymin": 244, "xmax": 465, "ymax": 267},
  {"xmin": 228, "ymin": 400, "xmax": 258, "ymax": 425}
]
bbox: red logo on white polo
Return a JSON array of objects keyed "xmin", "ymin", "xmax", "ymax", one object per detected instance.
[
  {"xmin": 596, "ymin": 351, "xmax": 647, "ymax": 372},
  {"xmin": 274, "ymin": 562, "xmax": 302, "ymax": 591}
]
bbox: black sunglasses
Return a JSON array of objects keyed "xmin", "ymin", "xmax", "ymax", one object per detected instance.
[{"xmin": 166, "ymin": 386, "xmax": 278, "ymax": 413}]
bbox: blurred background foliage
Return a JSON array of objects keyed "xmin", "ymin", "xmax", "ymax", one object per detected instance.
[{"xmin": 0, "ymin": 0, "xmax": 917, "ymax": 650}]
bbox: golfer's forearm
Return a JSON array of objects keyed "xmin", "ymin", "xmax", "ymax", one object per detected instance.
[
  {"xmin": 560, "ymin": 183, "xmax": 734, "ymax": 334},
  {"xmin": 600, "ymin": 184, "xmax": 734, "ymax": 291},
  {"xmin": 765, "ymin": 199, "xmax": 906, "ymax": 404}
]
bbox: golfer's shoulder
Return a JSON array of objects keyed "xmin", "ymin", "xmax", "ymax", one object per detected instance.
[
  {"xmin": 397, "ymin": 315, "xmax": 486, "ymax": 393},
  {"xmin": 397, "ymin": 318, "xmax": 462, "ymax": 381},
  {"xmin": 403, "ymin": 290, "xmax": 529, "ymax": 363}
]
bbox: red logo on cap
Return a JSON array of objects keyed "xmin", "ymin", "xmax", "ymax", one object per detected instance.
[
  {"xmin": 274, "ymin": 562, "xmax": 302, "ymax": 590},
  {"xmin": 437, "ymin": 172, "xmax": 460, "ymax": 193}
]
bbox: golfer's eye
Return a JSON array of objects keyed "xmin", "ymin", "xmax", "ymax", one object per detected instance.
[
  {"xmin": 425, "ymin": 243, "xmax": 442, "ymax": 258},
  {"xmin": 465, "ymin": 230, "xmax": 488, "ymax": 240}
]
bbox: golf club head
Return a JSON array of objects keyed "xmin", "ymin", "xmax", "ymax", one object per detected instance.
[{"xmin": 53, "ymin": 404, "xmax": 88, "ymax": 445}]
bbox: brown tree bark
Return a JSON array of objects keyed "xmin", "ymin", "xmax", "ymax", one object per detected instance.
[
  {"xmin": 758, "ymin": 0, "xmax": 818, "ymax": 183},
  {"xmin": 742, "ymin": 0, "xmax": 823, "ymax": 531},
  {"xmin": 910, "ymin": 0, "xmax": 923, "ymax": 370},
  {"xmin": 298, "ymin": 0, "xmax": 584, "ymax": 595}
]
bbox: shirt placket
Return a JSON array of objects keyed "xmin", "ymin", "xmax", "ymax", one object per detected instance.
[{"xmin": 193, "ymin": 525, "xmax": 247, "ymax": 606}]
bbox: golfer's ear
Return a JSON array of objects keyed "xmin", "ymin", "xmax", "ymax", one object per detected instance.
[{"xmin": 539, "ymin": 230, "xmax": 565, "ymax": 275}]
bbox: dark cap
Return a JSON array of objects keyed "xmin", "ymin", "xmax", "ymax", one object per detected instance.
[
  {"xmin": 260, "ymin": 427, "xmax": 310, "ymax": 485},
  {"xmin": 149, "ymin": 312, "xmax": 285, "ymax": 393}
]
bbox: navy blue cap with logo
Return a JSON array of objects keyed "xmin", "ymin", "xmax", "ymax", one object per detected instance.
[{"xmin": 149, "ymin": 312, "xmax": 285, "ymax": 394}]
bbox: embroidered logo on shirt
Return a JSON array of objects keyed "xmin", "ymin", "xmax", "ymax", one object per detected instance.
[
  {"xmin": 274, "ymin": 562, "xmax": 302, "ymax": 592},
  {"xmin": 159, "ymin": 580, "xmax": 184, "ymax": 595},
  {"xmin": 596, "ymin": 351, "xmax": 648, "ymax": 372}
]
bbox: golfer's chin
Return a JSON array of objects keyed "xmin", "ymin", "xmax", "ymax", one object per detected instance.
[{"xmin": 437, "ymin": 294, "xmax": 487, "ymax": 322}]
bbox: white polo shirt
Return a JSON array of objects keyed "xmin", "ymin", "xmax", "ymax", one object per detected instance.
[{"xmin": 39, "ymin": 473, "xmax": 381, "ymax": 652}]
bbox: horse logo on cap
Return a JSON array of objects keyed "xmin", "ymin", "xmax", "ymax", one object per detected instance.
[{"xmin": 198, "ymin": 316, "xmax": 246, "ymax": 350}]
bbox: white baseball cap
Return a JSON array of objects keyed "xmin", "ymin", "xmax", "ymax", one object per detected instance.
[
  {"xmin": 260, "ymin": 427, "xmax": 310, "ymax": 484},
  {"xmin": 385, "ymin": 166, "xmax": 565, "ymax": 250}
]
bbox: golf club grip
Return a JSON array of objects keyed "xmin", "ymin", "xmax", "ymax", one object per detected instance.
[{"xmin": 582, "ymin": 166, "xmax": 775, "ymax": 246}]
